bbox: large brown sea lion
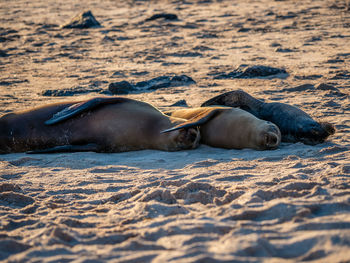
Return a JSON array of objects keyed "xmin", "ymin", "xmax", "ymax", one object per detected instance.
[
  {"xmin": 0, "ymin": 97, "xmax": 205, "ymax": 154},
  {"xmin": 201, "ymin": 90, "xmax": 335, "ymax": 145},
  {"xmin": 164, "ymin": 107, "xmax": 281, "ymax": 150}
]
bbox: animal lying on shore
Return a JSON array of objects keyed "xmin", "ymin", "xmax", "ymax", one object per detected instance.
[
  {"xmin": 201, "ymin": 90, "xmax": 335, "ymax": 145},
  {"xmin": 1, "ymin": 90, "xmax": 332, "ymax": 154},
  {"xmin": 0, "ymin": 97, "xmax": 203, "ymax": 154},
  {"xmin": 165, "ymin": 106, "xmax": 281, "ymax": 150}
]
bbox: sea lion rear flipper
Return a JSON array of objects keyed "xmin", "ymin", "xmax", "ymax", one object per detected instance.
[
  {"xmin": 161, "ymin": 108, "xmax": 225, "ymax": 133},
  {"xmin": 26, "ymin": 143, "xmax": 100, "ymax": 154},
  {"xmin": 45, "ymin": 97, "xmax": 130, "ymax": 125}
]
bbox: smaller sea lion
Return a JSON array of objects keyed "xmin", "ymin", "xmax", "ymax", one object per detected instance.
[
  {"xmin": 0, "ymin": 97, "xmax": 206, "ymax": 154},
  {"xmin": 164, "ymin": 107, "xmax": 281, "ymax": 150},
  {"xmin": 201, "ymin": 90, "xmax": 335, "ymax": 145}
]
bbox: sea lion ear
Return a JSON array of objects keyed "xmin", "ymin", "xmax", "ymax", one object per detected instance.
[{"xmin": 161, "ymin": 108, "xmax": 224, "ymax": 133}]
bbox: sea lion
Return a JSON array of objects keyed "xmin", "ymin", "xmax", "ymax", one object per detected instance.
[
  {"xmin": 164, "ymin": 106, "xmax": 281, "ymax": 150},
  {"xmin": 201, "ymin": 90, "xmax": 335, "ymax": 145},
  {"xmin": 0, "ymin": 97, "xmax": 205, "ymax": 154}
]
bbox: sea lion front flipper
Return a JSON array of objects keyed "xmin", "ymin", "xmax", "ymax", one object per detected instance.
[
  {"xmin": 45, "ymin": 97, "xmax": 131, "ymax": 125},
  {"xmin": 26, "ymin": 143, "xmax": 100, "ymax": 154},
  {"xmin": 161, "ymin": 108, "xmax": 226, "ymax": 133}
]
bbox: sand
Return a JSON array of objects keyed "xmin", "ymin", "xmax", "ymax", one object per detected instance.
[{"xmin": 1, "ymin": 0, "xmax": 350, "ymax": 262}]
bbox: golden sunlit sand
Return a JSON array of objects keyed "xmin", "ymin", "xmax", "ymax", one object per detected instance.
[{"xmin": 0, "ymin": 0, "xmax": 349, "ymax": 262}]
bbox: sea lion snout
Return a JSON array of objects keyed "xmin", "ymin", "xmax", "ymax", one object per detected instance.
[
  {"xmin": 182, "ymin": 127, "xmax": 201, "ymax": 149},
  {"xmin": 169, "ymin": 127, "xmax": 201, "ymax": 150},
  {"xmin": 260, "ymin": 122, "xmax": 281, "ymax": 150},
  {"xmin": 264, "ymin": 132, "xmax": 279, "ymax": 149}
]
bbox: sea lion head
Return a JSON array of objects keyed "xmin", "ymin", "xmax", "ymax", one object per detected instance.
[
  {"xmin": 295, "ymin": 119, "xmax": 335, "ymax": 145},
  {"xmin": 163, "ymin": 126, "xmax": 201, "ymax": 151},
  {"xmin": 256, "ymin": 121, "xmax": 281, "ymax": 150},
  {"xmin": 176, "ymin": 127, "xmax": 201, "ymax": 150}
]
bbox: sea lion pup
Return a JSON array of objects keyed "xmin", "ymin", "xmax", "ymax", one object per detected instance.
[
  {"xmin": 0, "ymin": 97, "xmax": 205, "ymax": 154},
  {"xmin": 201, "ymin": 90, "xmax": 335, "ymax": 145},
  {"xmin": 164, "ymin": 107, "xmax": 281, "ymax": 150}
]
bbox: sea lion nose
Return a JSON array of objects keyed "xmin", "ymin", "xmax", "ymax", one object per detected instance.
[
  {"xmin": 269, "ymin": 134, "xmax": 277, "ymax": 145},
  {"xmin": 264, "ymin": 133, "xmax": 279, "ymax": 149},
  {"xmin": 262, "ymin": 123, "xmax": 281, "ymax": 149}
]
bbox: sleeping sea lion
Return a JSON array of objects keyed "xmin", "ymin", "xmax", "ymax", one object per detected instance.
[
  {"xmin": 164, "ymin": 106, "xmax": 281, "ymax": 150},
  {"xmin": 201, "ymin": 90, "xmax": 335, "ymax": 145},
  {"xmin": 0, "ymin": 97, "xmax": 205, "ymax": 154}
]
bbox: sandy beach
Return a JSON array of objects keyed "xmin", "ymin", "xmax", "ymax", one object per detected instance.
[{"xmin": 1, "ymin": 0, "xmax": 350, "ymax": 262}]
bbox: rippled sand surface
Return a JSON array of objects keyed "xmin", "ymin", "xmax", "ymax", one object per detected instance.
[{"xmin": 1, "ymin": 0, "xmax": 349, "ymax": 262}]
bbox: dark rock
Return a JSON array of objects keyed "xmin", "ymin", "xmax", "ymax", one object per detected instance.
[
  {"xmin": 89, "ymin": 80, "xmax": 108, "ymax": 88},
  {"xmin": 326, "ymin": 59, "xmax": 344, "ymax": 63},
  {"xmin": 275, "ymin": 12, "xmax": 297, "ymax": 19},
  {"xmin": 0, "ymin": 50, "xmax": 8, "ymax": 57},
  {"xmin": 108, "ymin": 81, "xmax": 136, "ymax": 95},
  {"xmin": 145, "ymin": 13, "xmax": 178, "ymax": 22},
  {"xmin": 136, "ymin": 76, "xmax": 172, "ymax": 90},
  {"xmin": 0, "ymin": 79, "xmax": 29, "ymax": 86},
  {"xmin": 0, "ymin": 183, "xmax": 21, "ymax": 193},
  {"xmin": 270, "ymin": 42, "xmax": 281, "ymax": 47},
  {"xmin": 315, "ymin": 84, "xmax": 347, "ymax": 97},
  {"xmin": 130, "ymin": 71, "xmax": 149, "ymax": 76},
  {"xmin": 306, "ymin": 36, "xmax": 322, "ymax": 42},
  {"xmin": 115, "ymin": 36, "xmax": 132, "ymax": 41},
  {"xmin": 61, "ymin": 11, "xmax": 101, "ymax": 29},
  {"xmin": 0, "ymin": 192, "xmax": 34, "ymax": 208},
  {"xmin": 213, "ymin": 65, "xmax": 288, "ymax": 79},
  {"xmin": 196, "ymin": 32, "xmax": 218, "ymax": 39},
  {"xmin": 282, "ymin": 84, "xmax": 315, "ymax": 92},
  {"xmin": 294, "ymin": 74, "xmax": 323, "ymax": 80},
  {"xmin": 336, "ymin": 52, "xmax": 350, "ymax": 58},
  {"xmin": 329, "ymin": 2, "xmax": 350, "ymax": 10},
  {"xmin": 0, "ymin": 28, "xmax": 20, "ymax": 43},
  {"xmin": 135, "ymin": 75, "xmax": 196, "ymax": 90},
  {"xmin": 193, "ymin": 45, "xmax": 214, "ymax": 51},
  {"xmin": 316, "ymin": 83, "xmax": 338, "ymax": 91},
  {"xmin": 323, "ymin": 90, "xmax": 347, "ymax": 97},
  {"xmin": 275, "ymin": 47, "xmax": 296, "ymax": 53},
  {"xmin": 101, "ymin": 36, "xmax": 114, "ymax": 43},
  {"xmin": 329, "ymin": 70, "xmax": 350, "ymax": 80},
  {"xmin": 108, "ymin": 75, "xmax": 196, "ymax": 95},
  {"xmin": 237, "ymin": 27, "xmax": 251, "ymax": 32},
  {"xmin": 168, "ymin": 51, "xmax": 202, "ymax": 57},
  {"xmin": 170, "ymin": 75, "xmax": 196, "ymax": 85},
  {"xmin": 323, "ymin": 100, "xmax": 341, "ymax": 108},
  {"xmin": 111, "ymin": 71, "xmax": 126, "ymax": 77},
  {"xmin": 170, "ymin": 100, "xmax": 188, "ymax": 107},
  {"xmin": 42, "ymin": 86, "xmax": 103, "ymax": 96}
]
